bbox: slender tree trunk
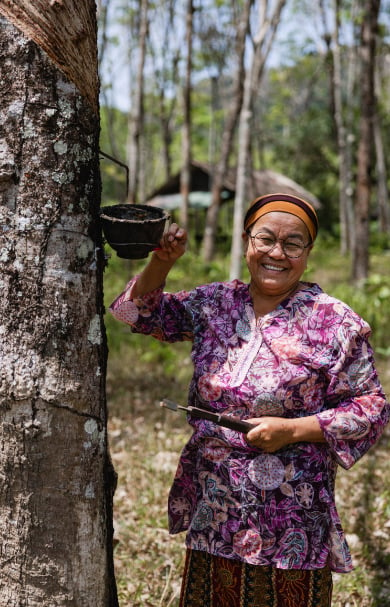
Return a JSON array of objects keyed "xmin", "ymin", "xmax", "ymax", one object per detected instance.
[
  {"xmin": 331, "ymin": 0, "xmax": 355, "ymax": 254},
  {"xmin": 352, "ymin": 0, "xmax": 380, "ymax": 282},
  {"xmin": 374, "ymin": 111, "xmax": 390, "ymax": 232},
  {"xmin": 98, "ymin": 0, "xmax": 121, "ymax": 160},
  {"xmin": 201, "ymin": 0, "xmax": 251, "ymax": 262},
  {"xmin": 152, "ymin": 0, "xmax": 179, "ymax": 182},
  {"xmin": 180, "ymin": 0, "xmax": 194, "ymax": 230},
  {"xmin": 373, "ymin": 64, "xmax": 390, "ymax": 232},
  {"xmin": 230, "ymin": 0, "xmax": 287, "ymax": 280},
  {"xmin": 127, "ymin": 0, "xmax": 148, "ymax": 203},
  {"xmin": 0, "ymin": 7, "xmax": 117, "ymax": 606},
  {"xmin": 344, "ymin": 2, "xmax": 360, "ymax": 253},
  {"xmin": 157, "ymin": 51, "xmax": 178, "ymax": 181}
]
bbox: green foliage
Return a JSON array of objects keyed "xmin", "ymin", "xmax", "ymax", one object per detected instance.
[
  {"xmin": 369, "ymin": 223, "xmax": 390, "ymax": 253},
  {"xmin": 331, "ymin": 272, "xmax": 390, "ymax": 356},
  {"xmin": 305, "ymin": 237, "xmax": 390, "ymax": 356},
  {"xmin": 99, "ymin": 108, "xmax": 129, "ymax": 204},
  {"xmin": 259, "ymin": 56, "xmax": 341, "ymax": 230}
]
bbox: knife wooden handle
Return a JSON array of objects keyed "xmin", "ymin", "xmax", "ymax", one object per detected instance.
[{"xmin": 187, "ymin": 406, "xmax": 255, "ymax": 433}]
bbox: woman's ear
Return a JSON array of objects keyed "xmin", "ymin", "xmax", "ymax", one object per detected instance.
[
  {"xmin": 242, "ymin": 231, "xmax": 249, "ymax": 256},
  {"xmin": 303, "ymin": 244, "xmax": 313, "ymax": 268}
]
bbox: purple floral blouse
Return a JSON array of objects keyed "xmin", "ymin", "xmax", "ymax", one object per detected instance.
[{"xmin": 110, "ymin": 279, "xmax": 389, "ymax": 573}]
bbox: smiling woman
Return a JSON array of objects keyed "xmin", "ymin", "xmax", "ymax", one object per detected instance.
[
  {"xmin": 244, "ymin": 211, "xmax": 312, "ymax": 316},
  {"xmin": 243, "ymin": 194, "xmax": 317, "ymax": 317},
  {"xmin": 109, "ymin": 192, "xmax": 390, "ymax": 607}
]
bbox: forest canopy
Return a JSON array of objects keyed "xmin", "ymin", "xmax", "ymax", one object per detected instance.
[{"xmin": 98, "ymin": 0, "xmax": 390, "ymax": 279}]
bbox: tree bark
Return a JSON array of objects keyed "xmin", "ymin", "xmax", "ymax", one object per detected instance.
[
  {"xmin": 0, "ymin": 12, "xmax": 117, "ymax": 607},
  {"xmin": 352, "ymin": 0, "xmax": 380, "ymax": 282},
  {"xmin": 0, "ymin": 0, "xmax": 98, "ymax": 113}
]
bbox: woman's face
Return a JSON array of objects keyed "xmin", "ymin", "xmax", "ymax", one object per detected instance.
[{"xmin": 243, "ymin": 211, "xmax": 313, "ymax": 300}]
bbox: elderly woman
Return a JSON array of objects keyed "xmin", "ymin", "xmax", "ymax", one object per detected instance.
[{"xmin": 110, "ymin": 193, "xmax": 389, "ymax": 607}]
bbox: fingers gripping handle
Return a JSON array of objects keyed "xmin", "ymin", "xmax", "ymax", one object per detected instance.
[{"xmin": 188, "ymin": 407, "xmax": 255, "ymax": 432}]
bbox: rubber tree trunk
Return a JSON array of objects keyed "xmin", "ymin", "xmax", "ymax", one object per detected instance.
[
  {"xmin": 0, "ymin": 12, "xmax": 118, "ymax": 607},
  {"xmin": 230, "ymin": 0, "xmax": 287, "ymax": 280},
  {"xmin": 331, "ymin": 0, "xmax": 355, "ymax": 255},
  {"xmin": 352, "ymin": 0, "xmax": 380, "ymax": 282},
  {"xmin": 179, "ymin": 0, "xmax": 194, "ymax": 231},
  {"xmin": 127, "ymin": 0, "xmax": 148, "ymax": 203},
  {"xmin": 201, "ymin": 0, "xmax": 251, "ymax": 263}
]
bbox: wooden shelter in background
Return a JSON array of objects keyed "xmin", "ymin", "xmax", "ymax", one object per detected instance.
[
  {"xmin": 146, "ymin": 160, "xmax": 321, "ymax": 210},
  {"xmin": 146, "ymin": 161, "xmax": 321, "ymax": 249}
]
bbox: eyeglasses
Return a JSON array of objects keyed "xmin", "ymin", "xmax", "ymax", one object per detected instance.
[{"xmin": 247, "ymin": 232, "xmax": 311, "ymax": 259}]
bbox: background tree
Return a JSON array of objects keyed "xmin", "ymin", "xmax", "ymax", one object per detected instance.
[
  {"xmin": 149, "ymin": 0, "xmax": 180, "ymax": 181},
  {"xmin": 0, "ymin": 3, "xmax": 117, "ymax": 605},
  {"xmin": 352, "ymin": 0, "xmax": 381, "ymax": 282},
  {"xmin": 373, "ymin": 31, "xmax": 390, "ymax": 234},
  {"xmin": 201, "ymin": 0, "xmax": 251, "ymax": 262},
  {"xmin": 180, "ymin": 0, "xmax": 194, "ymax": 230},
  {"xmin": 126, "ymin": 0, "xmax": 148, "ymax": 203},
  {"xmin": 331, "ymin": 0, "xmax": 356, "ymax": 254},
  {"xmin": 230, "ymin": 0, "xmax": 287, "ymax": 280},
  {"xmin": 98, "ymin": 0, "xmax": 122, "ymax": 159}
]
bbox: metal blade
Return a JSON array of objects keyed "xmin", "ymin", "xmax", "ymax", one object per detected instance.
[{"xmin": 160, "ymin": 398, "xmax": 188, "ymax": 413}]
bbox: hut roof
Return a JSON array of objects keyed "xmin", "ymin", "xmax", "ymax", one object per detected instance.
[{"xmin": 146, "ymin": 161, "xmax": 321, "ymax": 210}]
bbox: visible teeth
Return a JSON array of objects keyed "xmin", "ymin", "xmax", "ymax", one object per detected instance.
[{"xmin": 264, "ymin": 264, "xmax": 284, "ymax": 271}]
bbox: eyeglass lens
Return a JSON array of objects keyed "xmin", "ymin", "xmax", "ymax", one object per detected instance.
[{"xmin": 251, "ymin": 234, "xmax": 305, "ymax": 258}]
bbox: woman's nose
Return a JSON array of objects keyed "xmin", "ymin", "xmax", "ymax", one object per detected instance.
[{"xmin": 268, "ymin": 240, "xmax": 286, "ymax": 258}]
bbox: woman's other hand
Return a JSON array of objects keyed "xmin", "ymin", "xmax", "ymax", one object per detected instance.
[
  {"xmin": 246, "ymin": 415, "xmax": 326, "ymax": 452},
  {"xmin": 246, "ymin": 417, "xmax": 295, "ymax": 452}
]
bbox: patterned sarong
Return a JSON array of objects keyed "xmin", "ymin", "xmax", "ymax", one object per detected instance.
[{"xmin": 179, "ymin": 549, "xmax": 333, "ymax": 607}]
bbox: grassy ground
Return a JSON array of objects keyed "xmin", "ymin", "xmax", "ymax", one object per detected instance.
[{"xmin": 105, "ymin": 241, "xmax": 390, "ymax": 606}]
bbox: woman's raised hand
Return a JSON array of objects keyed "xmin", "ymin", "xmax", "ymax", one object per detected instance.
[
  {"xmin": 129, "ymin": 223, "xmax": 188, "ymax": 297},
  {"xmin": 154, "ymin": 223, "xmax": 188, "ymax": 262}
]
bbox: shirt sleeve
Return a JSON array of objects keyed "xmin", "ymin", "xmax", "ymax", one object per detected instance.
[
  {"xmin": 316, "ymin": 310, "xmax": 390, "ymax": 470},
  {"xmin": 109, "ymin": 275, "xmax": 194, "ymax": 343}
]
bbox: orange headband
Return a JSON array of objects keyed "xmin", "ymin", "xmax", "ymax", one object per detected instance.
[{"xmin": 244, "ymin": 193, "xmax": 318, "ymax": 242}]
